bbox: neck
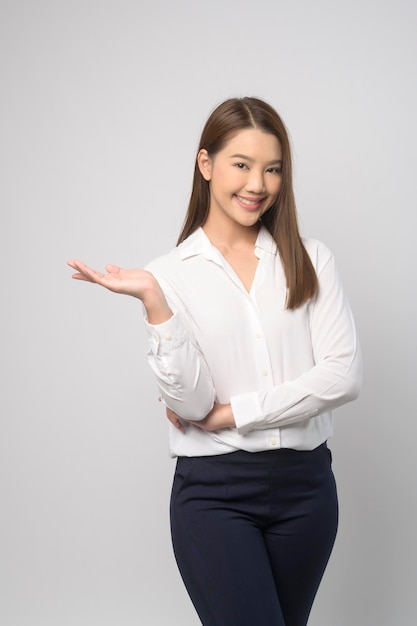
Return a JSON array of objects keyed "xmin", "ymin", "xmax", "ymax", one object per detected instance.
[{"xmin": 202, "ymin": 216, "xmax": 260, "ymax": 250}]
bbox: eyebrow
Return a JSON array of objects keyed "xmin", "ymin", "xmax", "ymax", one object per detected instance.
[{"xmin": 229, "ymin": 153, "xmax": 282, "ymax": 165}]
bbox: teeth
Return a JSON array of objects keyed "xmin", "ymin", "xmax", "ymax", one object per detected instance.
[{"xmin": 237, "ymin": 196, "xmax": 260, "ymax": 206}]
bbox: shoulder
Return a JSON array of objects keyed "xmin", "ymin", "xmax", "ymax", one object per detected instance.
[
  {"xmin": 145, "ymin": 245, "xmax": 182, "ymax": 276},
  {"xmin": 145, "ymin": 228, "xmax": 206, "ymax": 281},
  {"xmin": 259, "ymin": 227, "xmax": 335, "ymax": 273},
  {"xmin": 302, "ymin": 237, "xmax": 335, "ymax": 273}
]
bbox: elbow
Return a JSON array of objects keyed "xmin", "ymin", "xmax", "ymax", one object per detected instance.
[
  {"xmin": 342, "ymin": 358, "xmax": 363, "ymax": 404},
  {"xmin": 164, "ymin": 389, "xmax": 215, "ymax": 422},
  {"xmin": 184, "ymin": 387, "xmax": 216, "ymax": 421},
  {"xmin": 156, "ymin": 364, "xmax": 216, "ymax": 421},
  {"xmin": 345, "ymin": 378, "xmax": 361, "ymax": 403}
]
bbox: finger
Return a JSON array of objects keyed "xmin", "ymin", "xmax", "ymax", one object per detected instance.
[
  {"xmin": 175, "ymin": 420, "xmax": 185, "ymax": 433},
  {"xmin": 67, "ymin": 259, "xmax": 89, "ymax": 271},
  {"xmin": 68, "ymin": 261, "xmax": 87, "ymax": 277},
  {"xmin": 69, "ymin": 260, "xmax": 105, "ymax": 284},
  {"xmin": 167, "ymin": 414, "xmax": 183, "ymax": 427},
  {"xmin": 165, "ymin": 408, "xmax": 185, "ymax": 433},
  {"xmin": 68, "ymin": 259, "xmax": 98, "ymax": 274},
  {"xmin": 105, "ymin": 264, "xmax": 121, "ymax": 274},
  {"xmin": 71, "ymin": 273, "xmax": 91, "ymax": 281}
]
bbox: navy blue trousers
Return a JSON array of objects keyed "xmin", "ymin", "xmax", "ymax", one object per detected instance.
[{"xmin": 170, "ymin": 443, "xmax": 338, "ymax": 626}]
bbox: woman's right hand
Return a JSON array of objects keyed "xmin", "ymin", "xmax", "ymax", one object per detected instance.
[{"xmin": 67, "ymin": 260, "xmax": 173, "ymax": 324}]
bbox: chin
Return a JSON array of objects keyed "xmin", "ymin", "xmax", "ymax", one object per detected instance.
[{"xmin": 241, "ymin": 212, "xmax": 262, "ymax": 223}]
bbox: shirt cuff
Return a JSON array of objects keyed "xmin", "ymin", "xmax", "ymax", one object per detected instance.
[
  {"xmin": 231, "ymin": 392, "xmax": 264, "ymax": 435},
  {"xmin": 144, "ymin": 311, "xmax": 187, "ymax": 356}
]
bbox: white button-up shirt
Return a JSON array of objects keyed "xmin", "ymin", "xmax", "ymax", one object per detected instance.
[{"xmin": 145, "ymin": 226, "xmax": 362, "ymax": 457}]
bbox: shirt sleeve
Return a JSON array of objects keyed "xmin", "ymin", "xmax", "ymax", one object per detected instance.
[
  {"xmin": 231, "ymin": 249, "xmax": 363, "ymax": 435},
  {"xmin": 144, "ymin": 307, "xmax": 216, "ymax": 421}
]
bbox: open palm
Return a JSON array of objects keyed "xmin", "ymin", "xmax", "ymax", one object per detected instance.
[{"xmin": 67, "ymin": 259, "xmax": 161, "ymax": 300}]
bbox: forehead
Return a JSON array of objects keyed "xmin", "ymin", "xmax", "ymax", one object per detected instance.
[{"xmin": 221, "ymin": 128, "xmax": 282, "ymax": 159}]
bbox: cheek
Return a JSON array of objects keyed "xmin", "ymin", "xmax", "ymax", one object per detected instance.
[{"xmin": 269, "ymin": 179, "xmax": 282, "ymax": 197}]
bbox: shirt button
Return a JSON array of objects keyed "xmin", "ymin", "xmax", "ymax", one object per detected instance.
[
  {"xmin": 254, "ymin": 247, "xmax": 262, "ymax": 259},
  {"xmin": 164, "ymin": 333, "xmax": 172, "ymax": 340},
  {"xmin": 261, "ymin": 369, "xmax": 268, "ymax": 376},
  {"xmin": 270, "ymin": 438, "xmax": 277, "ymax": 446},
  {"xmin": 255, "ymin": 332, "xmax": 262, "ymax": 339}
]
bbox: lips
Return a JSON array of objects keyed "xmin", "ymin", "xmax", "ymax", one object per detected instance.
[{"xmin": 234, "ymin": 195, "xmax": 265, "ymax": 210}]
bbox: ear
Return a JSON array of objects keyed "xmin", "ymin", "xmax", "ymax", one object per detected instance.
[{"xmin": 197, "ymin": 149, "xmax": 212, "ymax": 181}]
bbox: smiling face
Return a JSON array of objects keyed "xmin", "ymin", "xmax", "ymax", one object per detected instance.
[{"xmin": 198, "ymin": 128, "xmax": 282, "ymax": 233}]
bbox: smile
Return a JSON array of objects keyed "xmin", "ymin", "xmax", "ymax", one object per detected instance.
[{"xmin": 235, "ymin": 195, "xmax": 265, "ymax": 210}]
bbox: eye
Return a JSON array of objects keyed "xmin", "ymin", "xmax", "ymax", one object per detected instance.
[
  {"xmin": 234, "ymin": 162, "xmax": 248, "ymax": 170},
  {"xmin": 266, "ymin": 166, "xmax": 282, "ymax": 174}
]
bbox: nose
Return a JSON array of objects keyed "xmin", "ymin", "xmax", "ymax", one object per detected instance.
[{"xmin": 246, "ymin": 169, "xmax": 265, "ymax": 193}]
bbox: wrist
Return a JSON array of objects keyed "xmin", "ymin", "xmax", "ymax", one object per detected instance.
[
  {"xmin": 219, "ymin": 403, "xmax": 235, "ymax": 428},
  {"xmin": 142, "ymin": 285, "xmax": 172, "ymax": 324},
  {"xmin": 226, "ymin": 404, "xmax": 236, "ymax": 428}
]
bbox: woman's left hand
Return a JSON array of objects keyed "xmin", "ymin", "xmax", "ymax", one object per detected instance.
[{"xmin": 166, "ymin": 403, "xmax": 235, "ymax": 433}]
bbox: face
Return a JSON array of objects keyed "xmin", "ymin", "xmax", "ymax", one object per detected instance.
[{"xmin": 198, "ymin": 128, "xmax": 282, "ymax": 231}]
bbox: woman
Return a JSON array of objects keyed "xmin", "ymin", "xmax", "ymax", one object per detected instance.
[{"xmin": 68, "ymin": 97, "xmax": 362, "ymax": 625}]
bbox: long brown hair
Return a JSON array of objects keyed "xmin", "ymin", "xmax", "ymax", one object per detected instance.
[{"xmin": 177, "ymin": 97, "xmax": 318, "ymax": 309}]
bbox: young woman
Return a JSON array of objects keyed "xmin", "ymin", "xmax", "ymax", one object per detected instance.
[{"xmin": 68, "ymin": 97, "xmax": 362, "ymax": 626}]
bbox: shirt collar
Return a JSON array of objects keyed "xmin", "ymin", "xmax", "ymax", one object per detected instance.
[
  {"xmin": 255, "ymin": 225, "xmax": 278, "ymax": 255},
  {"xmin": 178, "ymin": 226, "xmax": 277, "ymax": 261}
]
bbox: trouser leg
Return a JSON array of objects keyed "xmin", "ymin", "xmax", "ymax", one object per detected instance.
[
  {"xmin": 170, "ymin": 445, "xmax": 338, "ymax": 626},
  {"xmin": 263, "ymin": 444, "xmax": 338, "ymax": 625},
  {"xmin": 170, "ymin": 455, "xmax": 286, "ymax": 625}
]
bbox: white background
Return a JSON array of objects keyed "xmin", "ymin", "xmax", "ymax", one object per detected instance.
[{"xmin": 1, "ymin": 1, "xmax": 416, "ymax": 624}]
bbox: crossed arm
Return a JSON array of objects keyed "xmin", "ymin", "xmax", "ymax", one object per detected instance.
[{"xmin": 68, "ymin": 254, "xmax": 361, "ymax": 435}]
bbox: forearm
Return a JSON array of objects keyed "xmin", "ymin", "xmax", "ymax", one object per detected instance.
[
  {"xmin": 142, "ymin": 292, "xmax": 173, "ymax": 325},
  {"xmin": 231, "ymin": 348, "xmax": 362, "ymax": 434},
  {"xmin": 145, "ymin": 312, "xmax": 216, "ymax": 420}
]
